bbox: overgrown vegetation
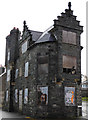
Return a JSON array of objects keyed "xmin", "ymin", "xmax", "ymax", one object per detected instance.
[{"xmin": 82, "ymin": 97, "xmax": 88, "ymax": 101}]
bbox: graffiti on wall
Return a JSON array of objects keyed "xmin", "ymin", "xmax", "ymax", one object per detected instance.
[
  {"xmin": 65, "ymin": 87, "xmax": 75, "ymax": 106},
  {"xmin": 37, "ymin": 86, "xmax": 48, "ymax": 105}
]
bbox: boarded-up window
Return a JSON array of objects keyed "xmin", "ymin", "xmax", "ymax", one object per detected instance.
[
  {"xmin": 63, "ymin": 55, "xmax": 76, "ymax": 69},
  {"xmin": 24, "ymin": 62, "xmax": 29, "ymax": 77},
  {"xmin": 22, "ymin": 41, "xmax": 27, "ymax": 54},
  {"xmin": 6, "ymin": 90, "xmax": 8, "ymax": 102},
  {"xmin": 7, "ymin": 50, "xmax": 10, "ymax": 61},
  {"xmin": 63, "ymin": 55, "xmax": 76, "ymax": 74},
  {"xmin": 15, "ymin": 69, "xmax": 18, "ymax": 79},
  {"xmin": 63, "ymin": 30, "xmax": 76, "ymax": 45},
  {"xmin": 24, "ymin": 88, "xmax": 28, "ymax": 104},
  {"xmin": 15, "ymin": 89, "xmax": 18, "ymax": 103},
  {"xmin": 38, "ymin": 56, "xmax": 48, "ymax": 74},
  {"xmin": 19, "ymin": 90, "xmax": 22, "ymax": 111},
  {"xmin": 19, "ymin": 67, "xmax": 22, "ymax": 77},
  {"xmin": 7, "ymin": 69, "xmax": 10, "ymax": 81}
]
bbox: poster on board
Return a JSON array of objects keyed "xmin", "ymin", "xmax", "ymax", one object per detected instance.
[
  {"xmin": 37, "ymin": 86, "xmax": 48, "ymax": 105},
  {"xmin": 65, "ymin": 87, "xmax": 75, "ymax": 106}
]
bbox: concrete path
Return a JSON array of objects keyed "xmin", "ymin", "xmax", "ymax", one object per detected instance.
[{"xmin": 0, "ymin": 108, "xmax": 88, "ymax": 120}]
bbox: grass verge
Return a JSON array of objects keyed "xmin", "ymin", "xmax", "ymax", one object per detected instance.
[{"xmin": 82, "ymin": 97, "xmax": 88, "ymax": 101}]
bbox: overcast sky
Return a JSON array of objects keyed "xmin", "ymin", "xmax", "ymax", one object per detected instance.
[{"xmin": 0, "ymin": 0, "xmax": 87, "ymax": 75}]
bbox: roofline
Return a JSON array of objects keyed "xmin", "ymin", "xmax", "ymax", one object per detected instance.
[
  {"xmin": 36, "ymin": 25, "xmax": 54, "ymax": 42},
  {"xmin": 28, "ymin": 40, "xmax": 56, "ymax": 50}
]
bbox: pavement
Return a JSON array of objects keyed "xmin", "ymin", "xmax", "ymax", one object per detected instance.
[
  {"xmin": 0, "ymin": 109, "xmax": 27, "ymax": 119},
  {"xmin": 0, "ymin": 108, "xmax": 88, "ymax": 120},
  {"xmin": 0, "ymin": 111, "xmax": 88, "ymax": 120}
]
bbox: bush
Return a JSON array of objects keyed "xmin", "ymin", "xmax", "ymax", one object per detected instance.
[{"xmin": 82, "ymin": 97, "xmax": 88, "ymax": 101}]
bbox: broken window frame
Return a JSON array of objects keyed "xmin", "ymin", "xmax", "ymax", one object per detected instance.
[
  {"xmin": 38, "ymin": 55, "xmax": 48, "ymax": 75},
  {"xmin": 63, "ymin": 55, "xmax": 77, "ymax": 74}
]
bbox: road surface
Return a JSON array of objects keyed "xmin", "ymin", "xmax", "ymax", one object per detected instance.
[{"xmin": 0, "ymin": 101, "xmax": 88, "ymax": 120}]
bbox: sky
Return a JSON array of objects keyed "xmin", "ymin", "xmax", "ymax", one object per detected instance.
[{"xmin": 0, "ymin": 0, "xmax": 87, "ymax": 75}]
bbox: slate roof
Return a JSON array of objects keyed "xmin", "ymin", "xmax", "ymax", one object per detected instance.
[
  {"xmin": 22, "ymin": 21, "xmax": 56, "ymax": 44},
  {"xmin": 31, "ymin": 30, "xmax": 43, "ymax": 42},
  {"xmin": 35, "ymin": 25, "xmax": 56, "ymax": 43},
  {"xmin": 35, "ymin": 33, "xmax": 56, "ymax": 43}
]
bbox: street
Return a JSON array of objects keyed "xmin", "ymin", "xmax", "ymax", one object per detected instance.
[{"xmin": 0, "ymin": 101, "xmax": 88, "ymax": 120}]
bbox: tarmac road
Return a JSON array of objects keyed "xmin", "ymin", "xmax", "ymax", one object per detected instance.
[
  {"xmin": 0, "ymin": 101, "xmax": 88, "ymax": 120},
  {"xmin": 0, "ymin": 109, "xmax": 87, "ymax": 120}
]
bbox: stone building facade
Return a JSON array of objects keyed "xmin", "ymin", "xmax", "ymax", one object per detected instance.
[
  {"xmin": 0, "ymin": 66, "xmax": 6, "ymax": 108},
  {"xmin": 0, "ymin": 72, "xmax": 6, "ymax": 108},
  {"xmin": 3, "ymin": 3, "xmax": 83, "ymax": 118}
]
